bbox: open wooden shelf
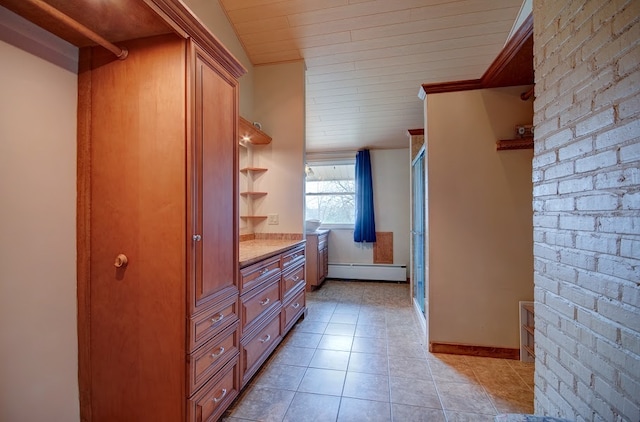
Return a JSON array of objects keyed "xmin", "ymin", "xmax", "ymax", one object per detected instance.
[
  {"xmin": 240, "ymin": 167, "xmax": 268, "ymax": 173},
  {"xmin": 239, "ymin": 117, "xmax": 272, "ymax": 145},
  {"xmin": 240, "ymin": 215, "xmax": 267, "ymax": 219},
  {"xmin": 497, "ymin": 138, "xmax": 534, "ymax": 150},
  {"xmin": 240, "ymin": 192, "xmax": 267, "ymax": 197}
]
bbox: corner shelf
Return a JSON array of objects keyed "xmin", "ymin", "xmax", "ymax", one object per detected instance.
[
  {"xmin": 240, "ymin": 167, "xmax": 268, "ymax": 173},
  {"xmin": 239, "ymin": 117, "xmax": 271, "ymax": 226},
  {"xmin": 497, "ymin": 138, "xmax": 534, "ymax": 150},
  {"xmin": 239, "ymin": 117, "xmax": 272, "ymax": 145},
  {"xmin": 519, "ymin": 301, "xmax": 535, "ymax": 362}
]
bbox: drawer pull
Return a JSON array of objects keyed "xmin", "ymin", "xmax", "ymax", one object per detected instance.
[
  {"xmin": 211, "ymin": 313, "xmax": 224, "ymax": 324},
  {"xmin": 292, "ymin": 302, "xmax": 300, "ymax": 309},
  {"xmin": 212, "ymin": 388, "xmax": 227, "ymax": 403},
  {"xmin": 211, "ymin": 346, "xmax": 225, "ymax": 359},
  {"xmin": 260, "ymin": 298, "xmax": 270, "ymax": 306},
  {"xmin": 293, "ymin": 276, "xmax": 300, "ymax": 281},
  {"xmin": 259, "ymin": 334, "xmax": 271, "ymax": 343},
  {"xmin": 260, "ymin": 268, "xmax": 269, "ymax": 275}
]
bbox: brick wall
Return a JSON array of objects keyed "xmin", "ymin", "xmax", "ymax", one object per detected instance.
[{"xmin": 533, "ymin": 1, "xmax": 639, "ymax": 421}]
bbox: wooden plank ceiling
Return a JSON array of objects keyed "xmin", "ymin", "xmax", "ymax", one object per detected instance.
[{"xmin": 220, "ymin": 0, "xmax": 523, "ymax": 152}]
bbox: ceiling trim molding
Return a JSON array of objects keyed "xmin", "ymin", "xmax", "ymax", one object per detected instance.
[
  {"xmin": 481, "ymin": 12, "xmax": 533, "ymax": 87},
  {"xmin": 419, "ymin": 13, "xmax": 533, "ymax": 98}
]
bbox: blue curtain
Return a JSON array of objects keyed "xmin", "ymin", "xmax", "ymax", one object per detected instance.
[{"xmin": 354, "ymin": 149, "xmax": 376, "ymax": 243}]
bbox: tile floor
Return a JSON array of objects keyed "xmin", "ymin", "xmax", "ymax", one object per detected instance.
[{"xmin": 223, "ymin": 280, "xmax": 534, "ymax": 422}]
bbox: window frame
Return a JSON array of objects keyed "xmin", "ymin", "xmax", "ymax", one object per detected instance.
[{"xmin": 304, "ymin": 160, "xmax": 356, "ymax": 229}]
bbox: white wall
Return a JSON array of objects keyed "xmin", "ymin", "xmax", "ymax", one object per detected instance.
[
  {"xmin": 0, "ymin": 36, "xmax": 79, "ymax": 421},
  {"xmin": 252, "ymin": 61, "xmax": 306, "ymax": 234},
  {"xmin": 426, "ymin": 86, "xmax": 534, "ymax": 349},
  {"xmin": 327, "ymin": 148, "xmax": 411, "ymax": 271}
]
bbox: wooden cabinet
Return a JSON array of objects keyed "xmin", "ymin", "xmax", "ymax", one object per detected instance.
[
  {"xmin": 238, "ymin": 243, "xmax": 306, "ymax": 386},
  {"xmin": 77, "ymin": 20, "xmax": 243, "ymax": 422},
  {"xmin": 306, "ymin": 230, "xmax": 330, "ymax": 290}
]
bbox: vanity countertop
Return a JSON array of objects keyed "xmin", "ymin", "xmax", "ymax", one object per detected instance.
[{"xmin": 239, "ymin": 238, "xmax": 306, "ymax": 268}]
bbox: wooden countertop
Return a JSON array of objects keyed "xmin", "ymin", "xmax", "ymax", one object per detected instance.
[{"xmin": 239, "ymin": 239, "xmax": 306, "ymax": 268}]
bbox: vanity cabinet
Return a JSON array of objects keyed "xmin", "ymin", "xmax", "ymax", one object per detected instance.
[
  {"xmin": 306, "ymin": 230, "xmax": 330, "ymax": 290},
  {"xmin": 239, "ymin": 243, "xmax": 306, "ymax": 386},
  {"xmin": 78, "ymin": 24, "xmax": 243, "ymax": 422}
]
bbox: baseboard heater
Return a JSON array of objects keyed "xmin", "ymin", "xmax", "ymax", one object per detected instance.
[{"xmin": 327, "ymin": 263, "xmax": 407, "ymax": 282}]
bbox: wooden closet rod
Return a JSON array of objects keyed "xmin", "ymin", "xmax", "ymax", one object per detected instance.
[
  {"xmin": 521, "ymin": 86, "xmax": 534, "ymax": 101},
  {"xmin": 28, "ymin": 0, "xmax": 128, "ymax": 59}
]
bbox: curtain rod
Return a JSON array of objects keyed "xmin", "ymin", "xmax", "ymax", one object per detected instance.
[{"xmin": 28, "ymin": 0, "xmax": 128, "ymax": 60}]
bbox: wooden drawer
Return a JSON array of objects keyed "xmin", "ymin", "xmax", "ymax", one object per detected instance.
[
  {"xmin": 188, "ymin": 322, "xmax": 239, "ymax": 395},
  {"xmin": 282, "ymin": 287, "xmax": 306, "ymax": 334},
  {"xmin": 282, "ymin": 264, "xmax": 305, "ymax": 300},
  {"xmin": 188, "ymin": 358, "xmax": 239, "ymax": 422},
  {"xmin": 240, "ymin": 255, "xmax": 281, "ymax": 293},
  {"xmin": 241, "ymin": 277, "xmax": 280, "ymax": 336},
  {"xmin": 281, "ymin": 245, "xmax": 305, "ymax": 271},
  {"xmin": 240, "ymin": 312, "xmax": 281, "ymax": 386},
  {"xmin": 189, "ymin": 294, "xmax": 238, "ymax": 352}
]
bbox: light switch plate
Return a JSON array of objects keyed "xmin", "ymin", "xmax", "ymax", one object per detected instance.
[{"xmin": 267, "ymin": 214, "xmax": 279, "ymax": 225}]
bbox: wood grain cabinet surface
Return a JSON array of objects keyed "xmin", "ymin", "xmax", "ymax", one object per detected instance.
[
  {"xmin": 306, "ymin": 230, "xmax": 330, "ymax": 290},
  {"xmin": 238, "ymin": 242, "xmax": 307, "ymax": 387},
  {"xmin": 77, "ymin": 16, "xmax": 243, "ymax": 422}
]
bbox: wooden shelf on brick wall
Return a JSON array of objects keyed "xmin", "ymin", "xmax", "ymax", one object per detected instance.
[{"xmin": 497, "ymin": 138, "xmax": 534, "ymax": 150}]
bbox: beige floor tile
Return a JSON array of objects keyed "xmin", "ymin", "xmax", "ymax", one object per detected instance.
[
  {"xmin": 389, "ymin": 376, "xmax": 441, "ymax": 408},
  {"xmin": 445, "ymin": 410, "xmax": 497, "ymax": 421},
  {"xmin": 324, "ymin": 322, "xmax": 356, "ymax": 336},
  {"xmin": 252, "ymin": 363, "xmax": 306, "ymax": 391},
  {"xmin": 337, "ymin": 397, "xmax": 391, "ymax": 422},
  {"xmin": 330, "ymin": 313, "xmax": 359, "ymax": 324},
  {"xmin": 351, "ymin": 336, "xmax": 388, "ymax": 355},
  {"xmin": 227, "ymin": 281, "xmax": 533, "ymax": 421},
  {"xmin": 392, "ymin": 403, "xmax": 446, "ymax": 422},
  {"xmin": 309, "ymin": 349, "xmax": 350, "ymax": 371},
  {"xmin": 342, "ymin": 371, "xmax": 390, "ymax": 402},
  {"xmin": 436, "ymin": 381, "xmax": 497, "ymax": 414},
  {"xmin": 284, "ymin": 331, "xmax": 323, "ymax": 349},
  {"xmin": 354, "ymin": 324, "xmax": 387, "ymax": 339},
  {"xmin": 317, "ymin": 334, "xmax": 353, "ymax": 351},
  {"xmin": 293, "ymin": 320, "xmax": 328, "ymax": 334},
  {"xmin": 388, "ymin": 355, "xmax": 431, "ymax": 380},
  {"xmin": 227, "ymin": 386, "xmax": 295, "ymax": 422},
  {"xmin": 348, "ymin": 352, "xmax": 389, "ymax": 375},
  {"xmin": 298, "ymin": 367, "xmax": 346, "ymax": 396},
  {"xmin": 269, "ymin": 345, "xmax": 316, "ymax": 367},
  {"xmin": 282, "ymin": 392, "xmax": 341, "ymax": 422}
]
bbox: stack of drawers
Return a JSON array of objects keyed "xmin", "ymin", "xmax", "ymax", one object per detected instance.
[
  {"xmin": 239, "ymin": 243, "xmax": 306, "ymax": 386},
  {"xmin": 187, "ymin": 294, "xmax": 241, "ymax": 422}
]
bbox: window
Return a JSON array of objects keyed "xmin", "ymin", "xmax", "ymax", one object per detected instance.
[{"xmin": 305, "ymin": 162, "xmax": 355, "ymax": 225}]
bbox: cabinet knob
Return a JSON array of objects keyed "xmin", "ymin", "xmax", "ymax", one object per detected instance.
[
  {"xmin": 114, "ymin": 254, "xmax": 128, "ymax": 268},
  {"xmin": 260, "ymin": 298, "xmax": 270, "ymax": 306},
  {"xmin": 193, "ymin": 234, "xmax": 202, "ymax": 242}
]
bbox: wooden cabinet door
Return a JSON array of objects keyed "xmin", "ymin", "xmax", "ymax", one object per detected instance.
[{"xmin": 190, "ymin": 43, "xmax": 239, "ymax": 312}]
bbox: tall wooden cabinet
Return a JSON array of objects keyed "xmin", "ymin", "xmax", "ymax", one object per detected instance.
[{"xmin": 77, "ymin": 19, "xmax": 243, "ymax": 422}]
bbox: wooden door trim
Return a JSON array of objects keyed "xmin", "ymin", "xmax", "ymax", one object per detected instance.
[{"xmin": 76, "ymin": 46, "xmax": 92, "ymax": 422}]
